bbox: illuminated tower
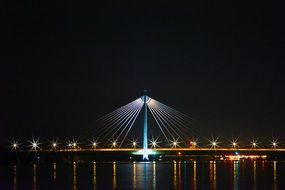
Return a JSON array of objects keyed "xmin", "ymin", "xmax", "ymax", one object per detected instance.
[{"xmin": 142, "ymin": 91, "xmax": 149, "ymax": 160}]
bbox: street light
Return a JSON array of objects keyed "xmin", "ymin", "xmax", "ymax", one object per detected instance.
[{"xmin": 28, "ymin": 137, "xmax": 41, "ymax": 152}]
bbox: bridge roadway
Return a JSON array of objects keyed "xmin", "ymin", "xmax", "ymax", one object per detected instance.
[
  {"xmin": 10, "ymin": 148, "xmax": 285, "ymax": 162},
  {"xmin": 41, "ymin": 147, "xmax": 285, "ymax": 153},
  {"xmin": 39, "ymin": 148, "xmax": 285, "ymax": 158}
]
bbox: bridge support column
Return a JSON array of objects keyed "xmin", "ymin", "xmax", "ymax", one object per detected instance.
[{"xmin": 142, "ymin": 94, "xmax": 149, "ymax": 160}]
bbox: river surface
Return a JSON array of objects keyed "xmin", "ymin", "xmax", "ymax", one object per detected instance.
[{"xmin": 0, "ymin": 160, "xmax": 284, "ymax": 189}]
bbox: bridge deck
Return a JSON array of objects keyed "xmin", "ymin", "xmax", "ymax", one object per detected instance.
[{"xmin": 38, "ymin": 148, "xmax": 285, "ymax": 152}]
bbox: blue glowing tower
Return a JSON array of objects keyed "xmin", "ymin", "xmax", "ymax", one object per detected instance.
[{"xmin": 142, "ymin": 91, "xmax": 149, "ymax": 160}]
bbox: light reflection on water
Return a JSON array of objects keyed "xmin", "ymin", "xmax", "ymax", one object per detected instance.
[
  {"xmin": 253, "ymin": 161, "xmax": 256, "ymax": 190},
  {"xmin": 173, "ymin": 161, "xmax": 182, "ymax": 190},
  {"xmin": 53, "ymin": 162, "xmax": 57, "ymax": 181},
  {"xmin": 112, "ymin": 161, "xmax": 116, "ymax": 190},
  {"xmin": 153, "ymin": 161, "xmax": 156, "ymax": 190},
  {"xmin": 178, "ymin": 161, "xmax": 181, "ymax": 189},
  {"xmin": 173, "ymin": 161, "xmax": 177, "ymax": 189},
  {"xmin": 72, "ymin": 162, "xmax": 77, "ymax": 190},
  {"xmin": 132, "ymin": 161, "xmax": 136, "ymax": 189},
  {"xmin": 3, "ymin": 160, "xmax": 285, "ymax": 189},
  {"xmin": 93, "ymin": 162, "xmax": 96, "ymax": 190},
  {"xmin": 273, "ymin": 161, "xmax": 277, "ymax": 190},
  {"xmin": 233, "ymin": 161, "xmax": 239, "ymax": 190},
  {"xmin": 193, "ymin": 161, "xmax": 197, "ymax": 190},
  {"xmin": 13, "ymin": 164, "xmax": 16, "ymax": 190},
  {"xmin": 32, "ymin": 163, "xmax": 37, "ymax": 190},
  {"xmin": 209, "ymin": 161, "xmax": 216, "ymax": 190}
]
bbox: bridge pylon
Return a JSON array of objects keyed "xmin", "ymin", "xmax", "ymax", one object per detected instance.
[{"xmin": 142, "ymin": 90, "xmax": 150, "ymax": 160}]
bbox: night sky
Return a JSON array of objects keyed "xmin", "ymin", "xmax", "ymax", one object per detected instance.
[{"xmin": 2, "ymin": 1, "xmax": 285, "ymax": 146}]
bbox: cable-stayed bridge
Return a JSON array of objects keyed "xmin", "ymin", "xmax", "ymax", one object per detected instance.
[
  {"xmin": 92, "ymin": 92, "xmax": 196, "ymax": 160},
  {"xmin": 9, "ymin": 92, "xmax": 285, "ymax": 161}
]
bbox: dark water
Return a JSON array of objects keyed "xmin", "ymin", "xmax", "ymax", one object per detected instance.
[{"xmin": 1, "ymin": 160, "xmax": 284, "ymax": 190}]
